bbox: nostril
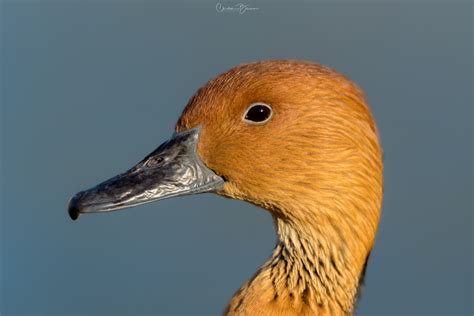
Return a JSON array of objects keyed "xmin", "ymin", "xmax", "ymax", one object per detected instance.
[{"xmin": 145, "ymin": 156, "xmax": 165, "ymax": 168}]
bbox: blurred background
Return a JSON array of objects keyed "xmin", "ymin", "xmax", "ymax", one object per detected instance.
[{"xmin": 1, "ymin": 1, "xmax": 472, "ymax": 315}]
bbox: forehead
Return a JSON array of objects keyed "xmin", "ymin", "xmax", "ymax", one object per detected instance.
[{"xmin": 175, "ymin": 60, "xmax": 364, "ymax": 131}]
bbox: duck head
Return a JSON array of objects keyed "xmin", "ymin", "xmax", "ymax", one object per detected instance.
[{"xmin": 69, "ymin": 60, "xmax": 383, "ymax": 315}]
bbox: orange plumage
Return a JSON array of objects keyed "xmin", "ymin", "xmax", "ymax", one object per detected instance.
[{"xmin": 177, "ymin": 60, "xmax": 383, "ymax": 315}]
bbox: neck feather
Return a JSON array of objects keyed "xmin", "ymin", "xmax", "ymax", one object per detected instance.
[{"xmin": 224, "ymin": 213, "xmax": 373, "ymax": 316}]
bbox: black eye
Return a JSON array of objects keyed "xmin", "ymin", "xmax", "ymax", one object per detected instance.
[{"xmin": 243, "ymin": 103, "xmax": 273, "ymax": 124}]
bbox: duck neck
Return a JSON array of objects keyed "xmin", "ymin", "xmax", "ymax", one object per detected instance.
[
  {"xmin": 271, "ymin": 215, "xmax": 368, "ymax": 314},
  {"xmin": 225, "ymin": 213, "xmax": 372, "ymax": 316}
]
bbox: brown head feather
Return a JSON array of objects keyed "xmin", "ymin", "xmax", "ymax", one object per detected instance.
[{"xmin": 176, "ymin": 60, "xmax": 383, "ymax": 316}]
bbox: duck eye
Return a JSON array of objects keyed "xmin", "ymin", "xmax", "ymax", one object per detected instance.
[{"xmin": 243, "ymin": 103, "xmax": 273, "ymax": 124}]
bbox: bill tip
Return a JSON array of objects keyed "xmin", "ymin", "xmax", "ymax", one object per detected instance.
[{"xmin": 68, "ymin": 197, "xmax": 80, "ymax": 221}]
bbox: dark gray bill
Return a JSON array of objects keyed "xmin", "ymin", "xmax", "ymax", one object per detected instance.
[{"xmin": 68, "ymin": 127, "xmax": 224, "ymax": 220}]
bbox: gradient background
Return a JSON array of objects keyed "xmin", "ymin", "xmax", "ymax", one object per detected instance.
[{"xmin": 1, "ymin": 1, "xmax": 472, "ymax": 315}]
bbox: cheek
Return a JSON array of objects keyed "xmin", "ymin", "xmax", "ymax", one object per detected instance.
[
  {"xmin": 209, "ymin": 144, "xmax": 279, "ymax": 193},
  {"xmin": 196, "ymin": 125, "xmax": 307, "ymax": 195}
]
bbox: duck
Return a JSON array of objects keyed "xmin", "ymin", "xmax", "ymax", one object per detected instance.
[{"xmin": 68, "ymin": 60, "xmax": 383, "ymax": 316}]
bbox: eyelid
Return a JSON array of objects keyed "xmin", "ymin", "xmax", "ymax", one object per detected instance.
[{"xmin": 242, "ymin": 102, "xmax": 273, "ymax": 125}]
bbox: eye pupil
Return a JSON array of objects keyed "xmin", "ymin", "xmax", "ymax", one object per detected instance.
[{"xmin": 244, "ymin": 104, "xmax": 272, "ymax": 123}]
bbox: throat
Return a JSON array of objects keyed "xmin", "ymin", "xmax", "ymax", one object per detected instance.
[
  {"xmin": 225, "ymin": 216, "xmax": 369, "ymax": 316},
  {"xmin": 270, "ymin": 217, "xmax": 362, "ymax": 313}
]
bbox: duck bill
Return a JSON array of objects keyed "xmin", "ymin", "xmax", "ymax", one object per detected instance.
[{"xmin": 68, "ymin": 127, "xmax": 224, "ymax": 221}]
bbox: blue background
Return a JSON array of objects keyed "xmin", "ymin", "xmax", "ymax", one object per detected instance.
[{"xmin": 2, "ymin": 1, "xmax": 472, "ymax": 315}]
